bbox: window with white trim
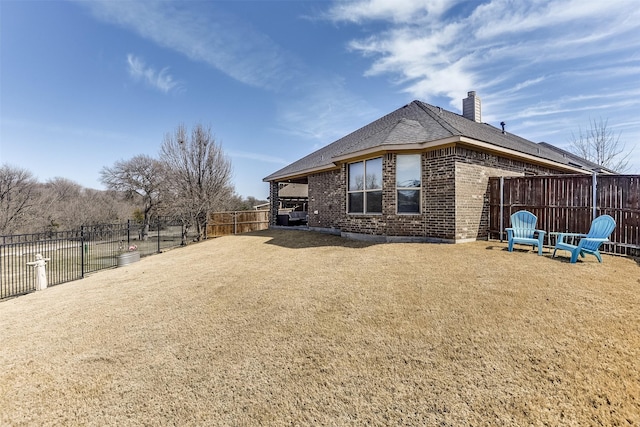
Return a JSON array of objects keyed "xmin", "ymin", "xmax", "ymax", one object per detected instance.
[
  {"xmin": 348, "ymin": 157, "xmax": 382, "ymax": 213},
  {"xmin": 396, "ymin": 154, "xmax": 421, "ymax": 214}
]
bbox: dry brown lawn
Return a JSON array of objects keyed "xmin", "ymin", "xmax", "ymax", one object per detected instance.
[{"xmin": 1, "ymin": 229, "xmax": 639, "ymax": 426}]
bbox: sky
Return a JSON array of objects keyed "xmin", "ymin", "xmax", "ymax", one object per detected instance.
[{"xmin": 1, "ymin": 0, "xmax": 639, "ymax": 199}]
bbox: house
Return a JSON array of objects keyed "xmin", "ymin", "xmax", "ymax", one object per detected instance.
[{"xmin": 263, "ymin": 92, "xmax": 604, "ymax": 243}]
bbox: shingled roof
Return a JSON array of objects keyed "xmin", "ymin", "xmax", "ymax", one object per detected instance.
[{"xmin": 264, "ymin": 100, "xmax": 603, "ymax": 182}]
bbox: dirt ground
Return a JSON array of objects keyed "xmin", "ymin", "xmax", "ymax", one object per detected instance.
[{"xmin": 1, "ymin": 229, "xmax": 639, "ymax": 426}]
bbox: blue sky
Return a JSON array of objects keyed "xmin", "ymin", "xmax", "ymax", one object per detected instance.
[{"xmin": 1, "ymin": 0, "xmax": 639, "ymax": 199}]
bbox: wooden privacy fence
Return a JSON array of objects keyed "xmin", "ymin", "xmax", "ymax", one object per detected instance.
[
  {"xmin": 207, "ymin": 210, "xmax": 269, "ymax": 238},
  {"xmin": 489, "ymin": 174, "xmax": 640, "ymax": 255}
]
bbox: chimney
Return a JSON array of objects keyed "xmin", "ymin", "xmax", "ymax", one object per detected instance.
[{"xmin": 462, "ymin": 91, "xmax": 481, "ymax": 123}]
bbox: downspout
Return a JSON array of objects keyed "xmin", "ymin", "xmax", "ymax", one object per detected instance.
[
  {"xmin": 592, "ymin": 171, "xmax": 598, "ymax": 220},
  {"xmin": 499, "ymin": 176, "xmax": 504, "ymax": 242}
]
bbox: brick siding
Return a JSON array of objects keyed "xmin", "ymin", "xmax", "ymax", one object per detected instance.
[
  {"xmin": 270, "ymin": 144, "xmax": 575, "ymax": 242},
  {"xmin": 269, "ymin": 181, "xmax": 279, "ymax": 226},
  {"xmin": 453, "ymin": 146, "xmax": 564, "ymax": 241},
  {"xmin": 423, "ymin": 147, "xmax": 457, "ymax": 240},
  {"xmin": 307, "ymin": 168, "xmax": 345, "ymax": 230}
]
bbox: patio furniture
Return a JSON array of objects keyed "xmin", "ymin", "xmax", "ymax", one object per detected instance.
[
  {"xmin": 287, "ymin": 211, "xmax": 308, "ymax": 225},
  {"xmin": 506, "ymin": 210, "xmax": 546, "ymax": 255},
  {"xmin": 552, "ymin": 215, "xmax": 616, "ymax": 263}
]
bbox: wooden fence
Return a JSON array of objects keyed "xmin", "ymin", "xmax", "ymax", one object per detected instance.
[
  {"xmin": 489, "ymin": 174, "xmax": 640, "ymax": 255},
  {"xmin": 207, "ymin": 210, "xmax": 270, "ymax": 238}
]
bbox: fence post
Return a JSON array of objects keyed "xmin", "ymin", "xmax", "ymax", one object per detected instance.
[
  {"xmin": 592, "ymin": 172, "xmax": 598, "ymax": 221},
  {"xmin": 157, "ymin": 219, "xmax": 161, "ymax": 253},
  {"xmin": 234, "ymin": 211, "xmax": 237, "ymax": 235},
  {"xmin": 127, "ymin": 219, "xmax": 131, "ymax": 247},
  {"xmin": 81, "ymin": 225, "xmax": 85, "ymax": 279},
  {"xmin": 499, "ymin": 176, "xmax": 504, "ymax": 242}
]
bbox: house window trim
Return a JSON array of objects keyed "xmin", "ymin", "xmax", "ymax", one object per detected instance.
[
  {"xmin": 347, "ymin": 157, "xmax": 383, "ymax": 215},
  {"xmin": 396, "ymin": 154, "xmax": 422, "ymax": 215}
]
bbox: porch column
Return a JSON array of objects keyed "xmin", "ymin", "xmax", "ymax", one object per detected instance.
[{"xmin": 269, "ymin": 181, "xmax": 279, "ymax": 226}]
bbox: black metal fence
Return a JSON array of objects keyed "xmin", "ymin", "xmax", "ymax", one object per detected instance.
[{"xmin": 1, "ymin": 219, "xmax": 199, "ymax": 300}]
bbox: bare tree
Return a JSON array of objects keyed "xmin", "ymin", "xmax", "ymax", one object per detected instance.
[
  {"xmin": 0, "ymin": 164, "xmax": 39, "ymax": 234},
  {"xmin": 81, "ymin": 189, "xmax": 136, "ymax": 225},
  {"xmin": 569, "ymin": 118, "xmax": 633, "ymax": 173},
  {"xmin": 160, "ymin": 123, "xmax": 234, "ymax": 241},
  {"xmin": 38, "ymin": 177, "xmax": 83, "ymax": 232},
  {"xmin": 24, "ymin": 177, "xmax": 136, "ymax": 233},
  {"xmin": 100, "ymin": 155, "xmax": 165, "ymax": 240}
]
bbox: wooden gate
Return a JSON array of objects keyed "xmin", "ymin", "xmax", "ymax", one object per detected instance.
[{"xmin": 207, "ymin": 211, "xmax": 270, "ymax": 238}]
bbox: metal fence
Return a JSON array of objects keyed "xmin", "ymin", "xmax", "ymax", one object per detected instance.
[
  {"xmin": 489, "ymin": 174, "xmax": 640, "ymax": 255},
  {"xmin": 0, "ymin": 219, "xmax": 197, "ymax": 300}
]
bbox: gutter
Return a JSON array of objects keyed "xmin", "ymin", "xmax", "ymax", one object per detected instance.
[{"xmin": 264, "ymin": 136, "xmax": 592, "ymax": 182}]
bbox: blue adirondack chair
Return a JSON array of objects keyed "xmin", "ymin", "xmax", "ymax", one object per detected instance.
[
  {"xmin": 552, "ymin": 215, "xmax": 616, "ymax": 263},
  {"xmin": 506, "ymin": 210, "xmax": 546, "ymax": 255}
]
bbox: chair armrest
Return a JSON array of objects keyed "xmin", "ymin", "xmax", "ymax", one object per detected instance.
[
  {"xmin": 555, "ymin": 232, "xmax": 586, "ymax": 243},
  {"xmin": 535, "ymin": 229, "xmax": 546, "ymax": 237}
]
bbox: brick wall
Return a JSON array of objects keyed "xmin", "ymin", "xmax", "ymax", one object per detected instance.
[
  {"xmin": 423, "ymin": 148, "xmax": 457, "ymax": 240},
  {"xmin": 383, "ymin": 153, "xmax": 426, "ymax": 237},
  {"xmin": 273, "ymin": 144, "xmax": 575, "ymax": 242},
  {"xmin": 333, "ymin": 154, "xmax": 427, "ymax": 237},
  {"xmin": 455, "ymin": 162, "xmax": 519, "ymax": 241},
  {"xmin": 453, "ymin": 146, "xmax": 569, "ymax": 241},
  {"xmin": 340, "ymin": 155, "xmax": 388, "ymax": 236},
  {"xmin": 268, "ymin": 181, "xmax": 279, "ymax": 226},
  {"xmin": 308, "ymin": 168, "xmax": 345, "ymax": 230}
]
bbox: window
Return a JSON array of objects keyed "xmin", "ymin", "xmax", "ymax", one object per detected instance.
[
  {"xmin": 396, "ymin": 154, "xmax": 421, "ymax": 213},
  {"xmin": 348, "ymin": 157, "xmax": 382, "ymax": 213}
]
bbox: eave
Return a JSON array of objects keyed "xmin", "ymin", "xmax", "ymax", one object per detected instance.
[{"xmin": 264, "ymin": 136, "xmax": 595, "ymax": 182}]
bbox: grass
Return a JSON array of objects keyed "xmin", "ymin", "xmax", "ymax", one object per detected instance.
[{"xmin": 0, "ymin": 229, "xmax": 639, "ymax": 426}]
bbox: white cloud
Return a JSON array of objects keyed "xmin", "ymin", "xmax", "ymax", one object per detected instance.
[
  {"xmin": 79, "ymin": 1, "xmax": 299, "ymax": 91},
  {"xmin": 126, "ymin": 54, "xmax": 181, "ymax": 93},
  {"xmin": 323, "ymin": 0, "xmax": 640, "ymax": 174},
  {"xmin": 327, "ymin": 0, "xmax": 640, "ymax": 107},
  {"xmin": 326, "ymin": 0, "xmax": 454, "ymax": 24},
  {"xmin": 470, "ymin": 0, "xmax": 637, "ymax": 40},
  {"xmin": 77, "ymin": 0, "xmax": 378, "ymax": 147}
]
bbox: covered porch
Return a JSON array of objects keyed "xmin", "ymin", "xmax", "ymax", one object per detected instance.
[{"xmin": 271, "ymin": 181, "xmax": 309, "ymax": 226}]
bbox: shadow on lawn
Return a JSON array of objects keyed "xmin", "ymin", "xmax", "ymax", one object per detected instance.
[{"xmin": 243, "ymin": 229, "xmax": 378, "ymax": 250}]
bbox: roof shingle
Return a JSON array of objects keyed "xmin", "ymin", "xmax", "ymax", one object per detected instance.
[{"xmin": 264, "ymin": 100, "xmax": 604, "ymax": 181}]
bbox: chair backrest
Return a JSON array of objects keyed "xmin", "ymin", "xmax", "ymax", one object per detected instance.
[
  {"xmin": 510, "ymin": 210, "xmax": 538, "ymax": 238},
  {"xmin": 583, "ymin": 215, "xmax": 616, "ymax": 251}
]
